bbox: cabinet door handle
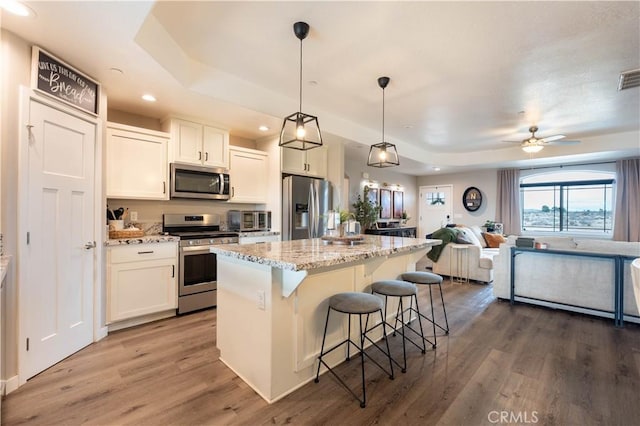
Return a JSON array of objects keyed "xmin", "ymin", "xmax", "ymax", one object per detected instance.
[
  {"xmin": 172, "ymin": 265, "xmax": 175, "ymax": 278},
  {"xmin": 137, "ymin": 250, "xmax": 154, "ymax": 255},
  {"xmin": 163, "ymin": 181, "xmax": 166, "ymax": 194},
  {"xmin": 199, "ymin": 151, "xmax": 202, "ymax": 160},
  {"xmin": 231, "ymin": 187, "xmax": 235, "ymax": 198},
  {"xmin": 205, "ymin": 152, "xmax": 209, "ymax": 161}
]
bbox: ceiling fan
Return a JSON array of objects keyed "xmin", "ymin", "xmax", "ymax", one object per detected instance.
[{"xmin": 505, "ymin": 126, "xmax": 581, "ymax": 153}]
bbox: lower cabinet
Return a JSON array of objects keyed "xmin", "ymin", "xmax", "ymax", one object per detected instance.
[
  {"xmin": 107, "ymin": 242, "xmax": 178, "ymax": 326},
  {"xmin": 238, "ymin": 234, "xmax": 280, "ymax": 244}
]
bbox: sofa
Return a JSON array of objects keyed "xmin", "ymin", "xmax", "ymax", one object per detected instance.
[
  {"xmin": 422, "ymin": 225, "xmax": 501, "ymax": 283},
  {"xmin": 493, "ymin": 235, "xmax": 640, "ymax": 324}
]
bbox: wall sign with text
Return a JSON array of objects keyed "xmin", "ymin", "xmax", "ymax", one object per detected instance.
[{"xmin": 31, "ymin": 47, "xmax": 100, "ymax": 115}]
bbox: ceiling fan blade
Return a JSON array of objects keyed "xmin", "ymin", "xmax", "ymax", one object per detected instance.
[
  {"xmin": 501, "ymin": 140, "xmax": 524, "ymax": 143},
  {"xmin": 540, "ymin": 134, "xmax": 565, "ymax": 143},
  {"xmin": 547, "ymin": 139, "xmax": 581, "ymax": 146}
]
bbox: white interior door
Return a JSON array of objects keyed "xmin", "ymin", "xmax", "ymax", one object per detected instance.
[
  {"xmin": 419, "ymin": 185, "xmax": 453, "ymax": 238},
  {"xmin": 22, "ymin": 98, "xmax": 96, "ymax": 380}
]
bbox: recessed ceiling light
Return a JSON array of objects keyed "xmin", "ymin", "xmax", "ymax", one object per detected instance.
[
  {"xmin": 0, "ymin": 0, "xmax": 34, "ymax": 17},
  {"xmin": 433, "ymin": 167, "xmax": 441, "ymax": 171},
  {"xmin": 258, "ymin": 125, "xmax": 269, "ymax": 132},
  {"xmin": 141, "ymin": 94, "xmax": 156, "ymax": 102}
]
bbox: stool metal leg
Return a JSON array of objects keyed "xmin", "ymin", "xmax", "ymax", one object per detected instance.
[
  {"xmin": 412, "ymin": 294, "xmax": 428, "ymax": 353},
  {"xmin": 439, "ymin": 282, "xmax": 450, "ymax": 334},
  {"xmin": 429, "ymin": 285, "xmax": 437, "ymax": 347},
  {"xmin": 315, "ymin": 305, "xmax": 332, "ymax": 382},
  {"xmin": 359, "ymin": 314, "xmax": 366, "ymax": 408}
]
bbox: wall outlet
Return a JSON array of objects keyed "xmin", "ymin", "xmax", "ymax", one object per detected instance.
[
  {"xmin": 130, "ymin": 211, "xmax": 138, "ymax": 221},
  {"xmin": 257, "ymin": 290, "xmax": 266, "ymax": 310}
]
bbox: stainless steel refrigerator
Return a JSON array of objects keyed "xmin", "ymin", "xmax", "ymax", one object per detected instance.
[{"xmin": 282, "ymin": 175, "xmax": 333, "ymax": 240}]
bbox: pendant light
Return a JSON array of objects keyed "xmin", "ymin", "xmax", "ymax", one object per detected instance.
[
  {"xmin": 367, "ymin": 76, "xmax": 399, "ymax": 167},
  {"xmin": 279, "ymin": 21, "xmax": 323, "ymax": 151}
]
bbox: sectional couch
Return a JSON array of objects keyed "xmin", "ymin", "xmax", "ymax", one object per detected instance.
[
  {"xmin": 493, "ymin": 235, "xmax": 640, "ymax": 324},
  {"xmin": 422, "ymin": 225, "xmax": 500, "ymax": 283}
]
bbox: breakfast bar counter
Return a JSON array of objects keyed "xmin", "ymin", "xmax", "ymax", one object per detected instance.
[{"xmin": 210, "ymin": 235, "xmax": 441, "ymax": 403}]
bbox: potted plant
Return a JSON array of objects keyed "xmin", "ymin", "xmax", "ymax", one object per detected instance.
[
  {"xmin": 483, "ymin": 219, "xmax": 496, "ymax": 233},
  {"xmin": 352, "ymin": 186, "xmax": 381, "ymax": 231},
  {"xmin": 401, "ymin": 210, "xmax": 410, "ymax": 225}
]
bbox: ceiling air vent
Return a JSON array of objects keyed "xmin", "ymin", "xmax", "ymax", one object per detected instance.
[{"xmin": 618, "ymin": 68, "xmax": 640, "ymax": 91}]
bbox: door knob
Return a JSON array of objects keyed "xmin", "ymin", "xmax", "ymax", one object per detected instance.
[{"xmin": 84, "ymin": 241, "xmax": 96, "ymax": 250}]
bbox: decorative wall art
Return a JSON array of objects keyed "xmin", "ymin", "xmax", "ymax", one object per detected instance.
[
  {"xmin": 393, "ymin": 191, "xmax": 404, "ymax": 219},
  {"xmin": 380, "ymin": 188, "xmax": 392, "ymax": 219},
  {"xmin": 365, "ymin": 186, "xmax": 379, "ymax": 207}
]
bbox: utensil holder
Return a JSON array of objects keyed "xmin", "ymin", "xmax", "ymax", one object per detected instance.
[{"xmin": 108, "ymin": 220, "xmax": 124, "ymax": 231}]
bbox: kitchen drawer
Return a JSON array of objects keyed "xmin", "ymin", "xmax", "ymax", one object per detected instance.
[{"xmin": 109, "ymin": 242, "xmax": 177, "ymax": 264}]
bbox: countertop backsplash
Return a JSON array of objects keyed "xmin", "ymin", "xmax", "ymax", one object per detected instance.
[{"xmin": 128, "ymin": 221, "xmax": 163, "ymax": 235}]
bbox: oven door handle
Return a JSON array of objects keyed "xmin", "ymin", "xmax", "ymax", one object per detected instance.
[{"xmin": 181, "ymin": 246, "xmax": 216, "ymax": 254}]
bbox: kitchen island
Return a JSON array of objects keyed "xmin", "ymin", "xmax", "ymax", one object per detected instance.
[{"xmin": 210, "ymin": 235, "xmax": 441, "ymax": 403}]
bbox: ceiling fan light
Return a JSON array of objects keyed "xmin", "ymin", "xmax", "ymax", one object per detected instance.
[
  {"xmin": 522, "ymin": 144, "xmax": 544, "ymax": 153},
  {"xmin": 279, "ymin": 21, "xmax": 322, "ymax": 151}
]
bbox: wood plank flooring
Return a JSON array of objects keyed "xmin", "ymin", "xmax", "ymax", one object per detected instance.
[{"xmin": 3, "ymin": 281, "xmax": 640, "ymax": 425}]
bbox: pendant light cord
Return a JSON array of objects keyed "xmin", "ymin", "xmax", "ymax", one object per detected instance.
[
  {"xmin": 299, "ymin": 39, "xmax": 303, "ymax": 113},
  {"xmin": 382, "ymin": 86, "xmax": 385, "ymax": 143}
]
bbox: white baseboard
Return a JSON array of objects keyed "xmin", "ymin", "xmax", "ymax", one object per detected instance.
[
  {"xmin": 96, "ymin": 326, "xmax": 108, "ymax": 341},
  {"xmin": 3, "ymin": 375, "xmax": 19, "ymax": 395},
  {"xmin": 107, "ymin": 310, "xmax": 176, "ymax": 332}
]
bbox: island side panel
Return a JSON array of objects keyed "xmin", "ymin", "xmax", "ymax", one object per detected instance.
[{"xmin": 216, "ymin": 256, "xmax": 274, "ymax": 401}]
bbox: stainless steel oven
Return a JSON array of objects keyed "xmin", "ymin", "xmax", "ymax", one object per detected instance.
[{"xmin": 164, "ymin": 214, "xmax": 238, "ymax": 314}]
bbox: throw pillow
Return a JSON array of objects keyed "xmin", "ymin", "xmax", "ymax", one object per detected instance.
[
  {"xmin": 483, "ymin": 232, "xmax": 506, "ymax": 248},
  {"xmin": 470, "ymin": 225, "xmax": 487, "ymax": 248},
  {"xmin": 456, "ymin": 231, "xmax": 474, "ymax": 244},
  {"xmin": 458, "ymin": 227, "xmax": 482, "ymax": 246}
]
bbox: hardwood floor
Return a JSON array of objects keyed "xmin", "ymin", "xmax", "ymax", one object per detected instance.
[{"xmin": 3, "ymin": 281, "xmax": 640, "ymax": 425}]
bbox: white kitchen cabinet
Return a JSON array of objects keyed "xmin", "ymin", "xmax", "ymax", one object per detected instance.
[
  {"xmin": 106, "ymin": 123, "xmax": 169, "ymax": 200},
  {"xmin": 106, "ymin": 242, "xmax": 178, "ymax": 325},
  {"xmin": 238, "ymin": 234, "xmax": 280, "ymax": 244},
  {"xmin": 229, "ymin": 147, "xmax": 269, "ymax": 203},
  {"xmin": 164, "ymin": 118, "xmax": 229, "ymax": 168},
  {"xmin": 281, "ymin": 145, "xmax": 327, "ymax": 178}
]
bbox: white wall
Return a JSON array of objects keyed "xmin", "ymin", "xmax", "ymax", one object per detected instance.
[
  {"xmin": 1, "ymin": 29, "xmax": 31, "ymax": 386},
  {"xmin": 417, "ymin": 169, "xmax": 498, "ymax": 227}
]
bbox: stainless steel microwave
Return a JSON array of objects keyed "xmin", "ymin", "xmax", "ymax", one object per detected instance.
[
  {"xmin": 170, "ymin": 163, "xmax": 230, "ymax": 200},
  {"xmin": 228, "ymin": 210, "xmax": 271, "ymax": 231}
]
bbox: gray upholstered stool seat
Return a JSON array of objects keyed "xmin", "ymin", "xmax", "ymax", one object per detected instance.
[
  {"xmin": 401, "ymin": 271, "xmax": 443, "ymax": 285},
  {"xmin": 315, "ymin": 292, "xmax": 394, "ymax": 408},
  {"xmin": 329, "ymin": 292, "xmax": 383, "ymax": 314},
  {"xmin": 370, "ymin": 279, "xmax": 431, "ymax": 373},
  {"xmin": 371, "ymin": 280, "xmax": 416, "ymax": 297},
  {"xmin": 401, "ymin": 271, "xmax": 449, "ymax": 346}
]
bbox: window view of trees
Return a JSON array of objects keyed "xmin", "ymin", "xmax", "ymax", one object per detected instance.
[{"xmin": 520, "ymin": 171, "xmax": 614, "ymax": 234}]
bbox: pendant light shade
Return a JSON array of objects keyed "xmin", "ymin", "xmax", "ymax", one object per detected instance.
[
  {"xmin": 280, "ymin": 21, "xmax": 323, "ymax": 151},
  {"xmin": 367, "ymin": 76, "xmax": 399, "ymax": 167}
]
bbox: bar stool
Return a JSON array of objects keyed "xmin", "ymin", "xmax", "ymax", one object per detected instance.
[
  {"xmin": 315, "ymin": 292, "xmax": 394, "ymax": 408},
  {"xmin": 401, "ymin": 271, "xmax": 449, "ymax": 347},
  {"xmin": 370, "ymin": 280, "xmax": 432, "ymax": 373}
]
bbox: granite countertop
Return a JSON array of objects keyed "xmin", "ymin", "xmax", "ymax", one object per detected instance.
[
  {"xmin": 210, "ymin": 235, "xmax": 442, "ymax": 271},
  {"xmin": 105, "ymin": 235, "xmax": 180, "ymax": 246},
  {"xmin": 1, "ymin": 255, "xmax": 11, "ymax": 284}
]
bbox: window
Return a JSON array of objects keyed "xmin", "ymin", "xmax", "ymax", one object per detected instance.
[{"xmin": 520, "ymin": 171, "xmax": 614, "ymax": 234}]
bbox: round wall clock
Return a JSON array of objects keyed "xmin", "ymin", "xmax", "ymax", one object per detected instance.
[{"xmin": 463, "ymin": 187, "xmax": 482, "ymax": 212}]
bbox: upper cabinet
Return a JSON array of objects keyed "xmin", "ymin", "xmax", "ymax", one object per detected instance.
[
  {"xmin": 106, "ymin": 122, "xmax": 169, "ymax": 200},
  {"xmin": 281, "ymin": 146, "xmax": 328, "ymax": 178},
  {"xmin": 163, "ymin": 118, "xmax": 229, "ymax": 168},
  {"xmin": 229, "ymin": 147, "xmax": 269, "ymax": 203}
]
